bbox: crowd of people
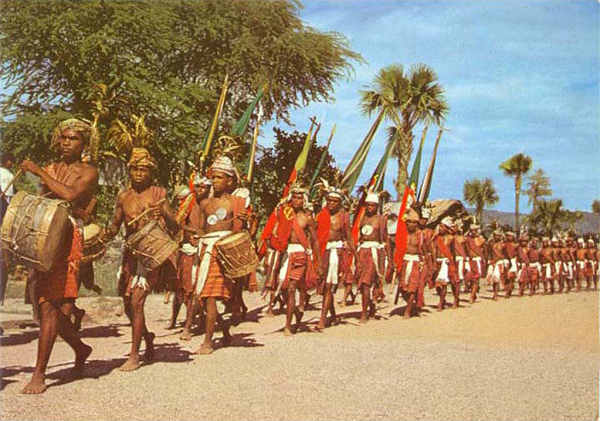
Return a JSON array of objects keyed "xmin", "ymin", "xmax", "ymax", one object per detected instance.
[{"xmin": 0, "ymin": 118, "xmax": 598, "ymax": 395}]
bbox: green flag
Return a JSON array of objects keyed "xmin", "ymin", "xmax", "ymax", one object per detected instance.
[
  {"xmin": 417, "ymin": 126, "xmax": 444, "ymax": 203},
  {"xmin": 308, "ymin": 124, "xmax": 336, "ymax": 197},
  {"xmin": 340, "ymin": 110, "xmax": 384, "ymax": 193},
  {"xmin": 234, "ymin": 85, "xmax": 265, "ymax": 138},
  {"xmin": 408, "ymin": 125, "xmax": 428, "ymax": 193}
]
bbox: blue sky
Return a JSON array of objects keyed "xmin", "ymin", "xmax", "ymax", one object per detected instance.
[{"xmin": 262, "ymin": 0, "xmax": 599, "ymax": 213}]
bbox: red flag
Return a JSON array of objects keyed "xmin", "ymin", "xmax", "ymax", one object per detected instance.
[{"xmin": 393, "ymin": 185, "xmax": 415, "ymax": 267}]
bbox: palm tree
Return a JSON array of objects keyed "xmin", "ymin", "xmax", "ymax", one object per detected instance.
[
  {"xmin": 499, "ymin": 153, "xmax": 532, "ymax": 232},
  {"xmin": 463, "ymin": 177, "xmax": 499, "ymax": 224},
  {"xmin": 562, "ymin": 210, "xmax": 583, "ymax": 233},
  {"xmin": 528, "ymin": 199, "xmax": 565, "ymax": 236},
  {"xmin": 360, "ymin": 64, "xmax": 448, "ymax": 195},
  {"xmin": 592, "ymin": 200, "xmax": 600, "ymax": 215},
  {"xmin": 525, "ymin": 168, "xmax": 552, "ymax": 213}
]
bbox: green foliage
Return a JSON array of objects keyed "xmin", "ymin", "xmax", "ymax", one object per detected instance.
[
  {"xmin": 360, "ymin": 64, "xmax": 448, "ymax": 194},
  {"xmin": 252, "ymin": 127, "xmax": 340, "ymax": 225},
  {"xmin": 592, "ymin": 200, "xmax": 600, "ymax": 215},
  {"xmin": 526, "ymin": 198, "xmax": 585, "ymax": 235},
  {"xmin": 525, "ymin": 168, "xmax": 552, "ymax": 211},
  {"xmin": 0, "ymin": 0, "xmax": 360, "ymax": 185},
  {"xmin": 499, "ymin": 153, "xmax": 532, "ymax": 231},
  {"xmin": 463, "ymin": 177, "xmax": 499, "ymax": 224}
]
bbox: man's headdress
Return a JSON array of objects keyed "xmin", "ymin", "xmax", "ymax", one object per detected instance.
[
  {"xmin": 365, "ymin": 191, "xmax": 379, "ymax": 204},
  {"xmin": 193, "ymin": 173, "xmax": 212, "ymax": 186},
  {"xmin": 127, "ymin": 147, "xmax": 157, "ymax": 169},
  {"xmin": 51, "ymin": 118, "xmax": 98, "ymax": 147}
]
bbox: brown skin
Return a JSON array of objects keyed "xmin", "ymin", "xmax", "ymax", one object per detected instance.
[
  {"xmin": 20, "ymin": 128, "xmax": 97, "ymax": 394},
  {"xmin": 357, "ymin": 202, "xmax": 388, "ymax": 322},
  {"xmin": 540, "ymin": 240, "xmax": 555, "ymax": 294},
  {"xmin": 453, "ymin": 228, "xmax": 468, "ymax": 292},
  {"xmin": 466, "ymin": 229, "xmax": 485, "ymax": 303},
  {"xmin": 318, "ymin": 195, "xmax": 357, "ymax": 330},
  {"xmin": 104, "ymin": 165, "xmax": 178, "ymax": 371},
  {"xmin": 283, "ymin": 192, "xmax": 320, "ymax": 336},
  {"xmin": 528, "ymin": 240, "xmax": 540, "ymax": 295},
  {"xmin": 176, "ymin": 183, "xmax": 211, "ymax": 339},
  {"xmin": 576, "ymin": 243, "xmax": 587, "ymax": 291},
  {"xmin": 400, "ymin": 219, "xmax": 422, "ymax": 319},
  {"xmin": 585, "ymin": 244, "xmax": 595, "ymax": 289},
  {"xmin": 194, "ymin": 170, "xmax": 246, "ymax": 355},
  {"xmin": 487, "ymin": 234, "xmax": 507, "ymax": 300},
  {"xmin": 517, "ymin": 239, "xmax": 529, "ymax": 296},
  {"xmin": 504, "ymin": 235, "xmax": 518, "ymax": 298},
  {"xmin": 432, "ymin": 225, "xmax": 458, "ymax": 310}
]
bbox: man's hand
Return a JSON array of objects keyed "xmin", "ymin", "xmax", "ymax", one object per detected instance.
[
  {"xmin": 148, "ymin": 204, "xmax": 162, "ymax": 220},
  {"xmin": 236, "ymin": 209, "xmax": 249, "ymax": 224},
  {"xmin": 20, "ymin": 160, "xmax": 41, "ymax": 176}
]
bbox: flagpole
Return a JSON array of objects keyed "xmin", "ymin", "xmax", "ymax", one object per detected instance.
[
  {"xmin": 199, "ymin": 73, "xmax": 230, "ymax": 170},
  {"xmin": 246, "ymin": 105, "xmax": 262, "ymax": 185},
  {"xmin": 417, "ymin": 126, "xmax": 444, "ymax": 203},
  {"xmin": 308, "ymin": 124, "xmax": 336, "ymax": 197}
]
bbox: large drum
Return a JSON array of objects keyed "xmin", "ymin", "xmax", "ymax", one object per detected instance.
[
  {"xmin": 0, "ymin": 191, "xmax": 71, "ymax": 272},
  {"xmin": 82, "ymin": 223, "xmax": 106, "ymax": 263},
  {"xmin": 126, "ymin": 220, "xmax": 178, "ymax": 271},
  {"xmin": 214, "ymin": 231, "xmax": 259, "ymax": 279}
]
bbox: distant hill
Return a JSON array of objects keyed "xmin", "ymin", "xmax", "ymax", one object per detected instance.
[{"xmin": 466, "ymin": 208, "xmax": 600, "ymax": 234}]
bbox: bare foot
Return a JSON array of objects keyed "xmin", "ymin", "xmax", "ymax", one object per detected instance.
[
  {"xmin": 119, "ymin": 357, "xmax": 141, "ymax": 372},
  {"xmin": 144, "ymin": 332, "xmax": 155, "ymax": 362},
  {"xmin": 194, "ymin": 343, "xmax": 214, "ymax": 355},
  {"xmin": 180, "ymin": 329, "xmax": 192, "ymax": 341},
  {"xmin": 338, "ymin": 301, "xmax": 346, "ymax": 307},
  {"xmin": 165, "ymin": 322, "xmax": 176, "ymax": 330},
  {"xmin": 265, "ymin": 309, "xmax": 275, "ymax": 317},
  {"xmin": 316, "ymin": 321, "xmax": 326, "ymax": 330},
  {"xmin": 72, "ymin": 344, "xmax": 92, "ymax": 377},
  {"xmin": 359, "ymin": 316, "xmax": 368, "ymax": 324},
  {"xmin": 283, "ymin": 327, "xmax": 293, "ymax": 336},
  {"xmin": 402, "ymin": 313, "xmax": 410, "ymax": 319},
  {"xmin": 21, "ymin": 375, "xmax": 47, "ymax": 394}
]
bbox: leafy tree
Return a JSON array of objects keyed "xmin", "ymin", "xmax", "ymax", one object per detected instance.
[
  {"xmin": 252, "ymin": 127, "xmax": 340, "ymax": 225},
  {"xmin": 0, "ymin": 0, "xmax": 361, "ymax": 188},
  {"xmin": 592, "ymin": 200, "xmax": 600, "ymax": 215},
  {"xmin": 462, "ymin": 177, "xmax": 499, "ymax": 224},
  {"xmin": 525, "ymin": 168, "xmax": 552, "ymax": 212},
  {"xmin": 527, "ymin": 199, "xmax": 565, "ymax": 236},
  {"xmin": 360, "ymin": 64, "xmax": 448, "ymax": 195},
  {"xmin": 499, "ymin": 153, "xmax": 532, "ymax": 233}
]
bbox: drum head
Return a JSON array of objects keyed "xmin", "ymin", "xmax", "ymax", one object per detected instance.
[
  {"xmin": 83, "ymin": 223, "xmax": 101, "ymax": 241},
  {"xmin": 217, "ymin": 232, "xmax": 248, "ymax": 246}
]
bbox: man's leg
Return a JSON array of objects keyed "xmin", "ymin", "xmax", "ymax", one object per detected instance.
[
  {"xmin": 21, "ymin": 301, "xmax": 59, "ymax": 394},
  {"xmin": 56, "ymin": 300, "xmax": 92, "ymax": 376},
  {"xmin": 196, "ymin": 297, "xmax": 217, "ymax": 355},
  {"xmin": 284, "ymin": 282, "xmax": 296, "ymax": 336},
  {"xmin": 120, "ymin": 288, "xmax": 153, "ymax": 371},
  {"xmin": 318, "ymin": 284, "xmax": 333, "ymax": 329},
  {"xmin": 167, "ymin": 289, "xmax": 184, "ymax": 329},
  {"xmin": 180, "ymin": 294, "xmax": 198, "ymax": 340},
  {"xmin": 359, "ymin": 284, "xmax": 370, "ymax": 323},
  {"xmin": 451, "ymin": 282, "xmax": 460, "ymax": 308}
]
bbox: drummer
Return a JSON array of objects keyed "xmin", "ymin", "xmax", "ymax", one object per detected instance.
[
  {"xmin": 102, "ymin": 147, "xmax": 179, "ymax": 372},
  {"xmin": 193, "ymin": 155, "xmax": 248, "ymax": 355},
  {"xmin": 19, "ymin": 118, "xmax": 99, "ymax": 394}
]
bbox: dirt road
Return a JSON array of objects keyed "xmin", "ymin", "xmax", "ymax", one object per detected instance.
[{"xmin": 1, "ymin": 288, "xmax": 598, "ymax": 421}]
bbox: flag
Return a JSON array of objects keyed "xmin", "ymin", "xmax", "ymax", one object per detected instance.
[
  {"xmin": 233, "ymin": 85, "xmax": 265, "ymax": 138},
  {"xmin": 258, "ymin": 121, "xmax": 317, "ymax": 257},
  {"xmin": 350, "ymin": 139, "xmax": 394, "ymax": 245},
  {"xmin": 393, "ymin": 184, "xmax": 416, "ymax": 267},
  {"xmin": 308, "ymin": 124, "xmax": 336, "ymax": 197},
  {"xmin": 408, "ymin": 124, "xmax": 428, "ymax": 196},
  {"xmin": 417, "ymin": 126, "xmax": 444, "ymax": 203},
  {"xmin": 339, "ymin": 110, "xmax": 384, "ymax": 193},
  {"xmin": 199, "ymin": 74, "xmax": 230, "ymax": 169}
]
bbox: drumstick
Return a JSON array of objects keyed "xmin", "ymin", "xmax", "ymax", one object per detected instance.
[
  {"xmin": 0, "ymin": 168, "xmax": 22, "ymax": 199},
  {"xmin": 127, "ymin": 198, "xmax": 167, "ymax": 227}
]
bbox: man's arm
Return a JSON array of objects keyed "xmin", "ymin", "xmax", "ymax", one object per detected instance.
[
  {"xmin": 21, "ymin": 160, "xmax": 98, "ymax": 203},
  {"xmin": 103, "ymin": 192, "xmax": 125, "ymax": 242}
]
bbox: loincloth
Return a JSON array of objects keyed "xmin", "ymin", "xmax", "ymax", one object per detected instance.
[
  {"xmin": 36, "ymin": 217, "xmax": 83, "ymax": 303},
  {"xmin": 322, "ymin": 241, "xmax": 354, "ymax": 288},
  {"xmin": 357, "ymin": 241, "xmax": 385, "ymax": 288},
  {"xmin": 195, "ymin": 231, "xmax": 233, "ymax": 300},
  {"xmin": 177, "ymin": 246, "xmax": 196, "ymax": 296},
  {"xmin": 118, "ymin": 249, "xmax": 161, "ymax": 296},
  {"xmin": 277, "ymin": 244, "xmax": 311, "ymax": 292},
  {"xmin": 400, "ymin": 254, "xmax": 421, "ymax": 293}
]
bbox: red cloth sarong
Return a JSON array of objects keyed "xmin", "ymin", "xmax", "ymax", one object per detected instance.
[
  {"xmin": 399, "ymin": 255, "xmax": 421, "ymax": 293},
  {"xmin": 36, "ymin": 220, "xmax": 83, "ymax": 303},
  {"xmin": 356, "ymin": 247, "xmax": 385, "ymax": 288},
  {"xmin": 199, "ymin": 249, "xmax": 232, "ymax": 300},
  {"xmin": 176, "ymin": 251, "xmax": 195, "ymax": 297},
  {"xmin": 118, "ymin": 250, "xmax": 161, "ymax": 296}
]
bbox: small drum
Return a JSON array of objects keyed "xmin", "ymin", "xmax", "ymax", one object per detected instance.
[
  {"xmin": 0, "ymin": 191, "xmax": 71, "ymax": 272},
  {"xmin": 214, "ymin": 231, "xmax": 259, "ymax": 279},
  {"xmin": 82, "ymin": 223, "xmax": 106, "ymax": 263},
  {"xmin": 126, "ymin": 220, "xmax": 178, "ymax": 271}
]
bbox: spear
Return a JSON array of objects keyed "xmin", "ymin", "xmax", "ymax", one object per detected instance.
[{"xmin": 246, "ymin": 105, "xmax": 263, "ymax": 186}]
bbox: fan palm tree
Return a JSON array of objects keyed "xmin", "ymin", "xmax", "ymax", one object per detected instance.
[
  {"xmin": 360, "ymin": 64, "xmax": 448, "ymax": 195},
  {"xmin": 592, "ymin": 200, "xmax": 600, "ymax": 215},
  {"xmin": 525, "ymin": 168, "xmax": 552, "ymax": 213},
  {"xmin": 499, "ymin": 153, "xmax": 532, "ymax": 232},
  {"xmin": 463, "ymin": 178, "xmax": 499, "ymax": 224},
  {"xmin": 528, "ymin": 199, "xmax": 565, "ymax": 236}
]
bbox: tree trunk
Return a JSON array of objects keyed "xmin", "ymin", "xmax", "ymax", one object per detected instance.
[
  {"xmin": 394, "ymin": 129, "xmax": 413, "ymax": 197},
  {"xmin": 515, "ymin": 176, "xmax": 521, "ymax": 232},
  {"xmin": 477, "ymin": 204, "xmax": 483, "ymax": 226}
]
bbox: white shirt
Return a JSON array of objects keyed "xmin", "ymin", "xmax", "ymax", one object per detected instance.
[{"xmin": 0, "ymin": 167, "xmax": 14, "ymax": 201}]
